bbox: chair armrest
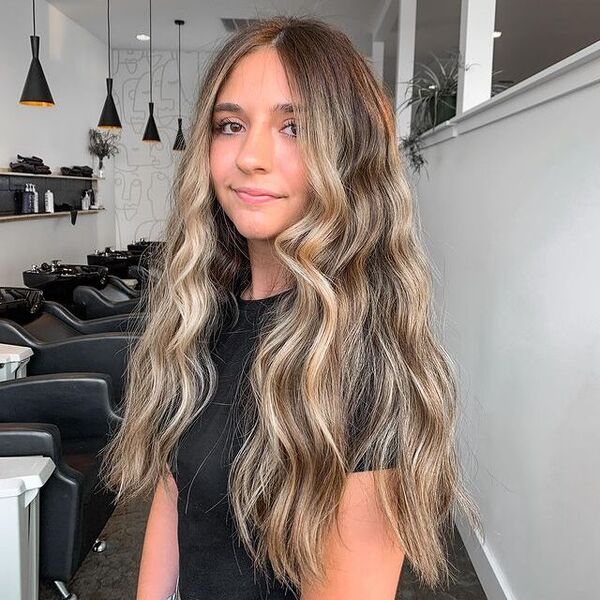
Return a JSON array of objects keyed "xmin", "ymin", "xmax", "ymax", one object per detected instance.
[
  {"xmin": 0, "ymin": 422, "xmax": 63, "ymax": 463},
  {"xmin": 0, "ymin": 373, "xmax": 122, "ymax": 439},
  {"xmin": 42, "ymin": 301, "xmax": 145, "ymax": 334},
  {"xmin": 0, "ymin": 423, "xmax": 83, "ymax": 498}
]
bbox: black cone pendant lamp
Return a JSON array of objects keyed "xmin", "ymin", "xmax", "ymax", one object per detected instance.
[
  {"xmin": 20, "ymin": 0, "xmax": 54, "ymax": 106},
  {"xmin": 98, "ymin": 0, "xmax": 121, "ymax": 128},
  {"xmin": 142, "ymin": 0, "xmax": 160, "ymax": 142},
  {"xmin": 173, "ymin": 19, "xmax": 186, "ymax": 151}
]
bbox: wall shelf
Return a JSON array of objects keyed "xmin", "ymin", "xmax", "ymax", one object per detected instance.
[
  {"xmin": 0, "ymin": 208, "xmax": 105, "ymax": 223},
  {"xmin": 0, "ymin": 168, "xmax": 100, "ymax": 216},
  {"xmin": 0, "ymin": 168, "xmax": 98, "ymax": 182}
]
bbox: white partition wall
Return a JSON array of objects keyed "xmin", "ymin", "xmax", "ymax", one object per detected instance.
[{"xmin": 412, "ymin": 44, "xmax": 600, "ymax": 600}]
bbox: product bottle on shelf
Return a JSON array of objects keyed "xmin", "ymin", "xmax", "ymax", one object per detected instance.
[
  {"xmin": 44, "ymin": 189, "xmax": 54, "ymax": 213},
  {"xmin": 81, "ymin": 190, "xmax": 91, "ymax": 210},
  {"xmin": 21, "ymin": 184, "xmax": 32, "ymax": 214},
  {"xmin": 32, "ymin": 184, "xmax": 39, "ymax": 213},
  {"xmin": 20, "ymin": 184, "xmax": 27, "ymax": 214}
]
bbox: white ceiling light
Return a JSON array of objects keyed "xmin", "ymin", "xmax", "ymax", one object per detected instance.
[
  {"xmin": 136, "ymin": 33, "xmax": 150, "ymax": 41},
  {"xmin": 493, "ymin": 31, "xmax": 502, "ymax": 38}
]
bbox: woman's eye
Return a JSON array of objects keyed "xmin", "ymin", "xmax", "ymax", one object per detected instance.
[
  {"xmin": 282, "ymin": 121, "xmax": 297, "ymax": 137},
  {"xmin": 213, "ymin": 119, "xmax": 297, "ymax": 137},
  {"xmin": 214, "ymin": 120, "xmax": 243, "ymax": 135}
]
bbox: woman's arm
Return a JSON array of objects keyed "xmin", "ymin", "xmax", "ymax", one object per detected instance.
[
  {"xmin": 137, "ymin": 471, "xmax": 180, "ymax": 600},
  {"xmin": 300, "ymin": 470, "xmax": 405, "ymax": 600}
]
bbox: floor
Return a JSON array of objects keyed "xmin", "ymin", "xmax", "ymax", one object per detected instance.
[{"xmin": 40, "ymin": 501, "xmax": 488, "ymax": 600}]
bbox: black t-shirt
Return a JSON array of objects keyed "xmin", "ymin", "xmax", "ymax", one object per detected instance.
[{"xmin": 172, "ymin": 288, "xmax": 370, "ymax": 600}]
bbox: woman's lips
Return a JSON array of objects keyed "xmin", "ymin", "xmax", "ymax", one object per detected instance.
[{"xmin": 234, "ymin": 189, "xmax": 282, "ymax": 205}]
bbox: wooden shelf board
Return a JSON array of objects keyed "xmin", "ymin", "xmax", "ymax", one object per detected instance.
[
  {"xmin": 0, "ymin": 168, "xmax": 99, "ymax": 182},
  {"xmin": 0, "ymin": 208, "xmax": 105, "ymax": 222}
]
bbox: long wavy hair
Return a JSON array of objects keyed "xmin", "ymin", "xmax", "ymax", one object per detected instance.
[{"xmin": 102, "ymin": 15, "xmax": 482, "ymax": 594}]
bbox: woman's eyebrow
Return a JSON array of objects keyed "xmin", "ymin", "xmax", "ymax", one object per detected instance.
[{"xmin": 213, "ymin": 102, "xmax": 297, "ymax": 114}]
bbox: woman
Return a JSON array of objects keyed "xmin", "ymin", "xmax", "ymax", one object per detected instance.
[{"xmin": 103, "ymin": 16, "xmax": 481, "ymax": 600}]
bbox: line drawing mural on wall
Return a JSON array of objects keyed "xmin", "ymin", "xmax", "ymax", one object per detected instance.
[{"xmin": 111, "ymin": 49, "xmax": 211, "ymax": 247}]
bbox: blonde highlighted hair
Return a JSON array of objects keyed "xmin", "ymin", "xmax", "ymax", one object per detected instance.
[{"xmin": 102, "ymin": 15, "xmax": 482, "ymax": 594}]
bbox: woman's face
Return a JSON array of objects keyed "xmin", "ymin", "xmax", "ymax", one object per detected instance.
[{"xmin": 210, "ymin": 47, "xmax": 309, "ymax": 243}]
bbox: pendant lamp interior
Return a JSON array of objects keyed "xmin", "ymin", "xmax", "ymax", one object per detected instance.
[
  {"xmin": 143, "ymin": 0, "xmax": 160, "ymax": 142},
  {"xmin": 20, "ymin": 0, "xmax": 54, "ymax": 106},
  {"xmin": 98, "ymin": 0, "xmax": 121, "ymax": 129},
  {"xmin": 173, "ymin": 19, "xmax": 186, "ymax": 151}
]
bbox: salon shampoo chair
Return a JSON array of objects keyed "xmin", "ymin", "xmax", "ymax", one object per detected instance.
[
  {"xmin": 0, "ymin": 286, "xmax": 144, "ymax": 340},
  {"xmin": 106, "ymin": 275, "xmax": 141, "ymax": 298},
  {"xmin": 0, "ymin": 318, "xmax": 137, "ymax": 411},
  {"xmin": 72, "ymin": 276, "xmax": 143, "ymax": 319},
  {"xmin": 0, "ymin": 373, "xmax": 121, "ymax": 599},
  {"xmin": 34, "ymin": 300, "xmax": 144, "ymax": 338}
]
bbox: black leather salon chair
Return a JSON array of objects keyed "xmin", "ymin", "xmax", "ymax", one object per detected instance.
[
  {"xmin": 106, "ymin": 275, "xmax": 140, "ymax": 298},
  {"xmin": 72, "ymin": 280, "xmax": 143, "ymax": 319},
  {"xmin": 107, "ymin": 275, "xmax": 140, "ymax": 298},
  {"xmin": 25, "ymin": 300, "xmax": 143, "ymax": 340},
  {"xmin": 0, "ymin": 373, "xmax": 120, "ymax": 599},
  {"xmin": 0, "ymin": 284, "xmax": 142, "ymax": 341},
  {"xmin": 0, "ymin": 320, "xmax": 136, "ymax": 411}
]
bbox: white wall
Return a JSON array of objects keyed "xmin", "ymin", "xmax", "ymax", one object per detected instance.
[
  {"xmin": 0, "ymin": 0, "xmax": 115, "ymax": 286},
  {"xmin": 111, "ymin": 49, "xmax": 211, "ymax": 248},
  {"xmin": 412, "ymin": 45, "xmax": 600, "ymax": 600}
]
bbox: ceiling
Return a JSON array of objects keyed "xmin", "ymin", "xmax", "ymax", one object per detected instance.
[
  {"xmin": 47, "ymin": 0, "xmax": 600, "ymax": 88},
  {"xmin": 46, "ymin": 0, "xmax": 387, "ymax": 55},
  {"xmin": 389, "ymin": 0, "xmax": 600, "ymax": 87}
]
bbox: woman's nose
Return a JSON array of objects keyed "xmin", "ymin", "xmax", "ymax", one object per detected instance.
[{"xmin": 235, "ymin": 123, "xmax": 273, "ymax": 173}]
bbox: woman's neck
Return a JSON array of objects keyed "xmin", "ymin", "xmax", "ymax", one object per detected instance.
[
  {"xmin": 243, "ymin": 240, "xmax": 292, "ymax": 300},
  {"xmin": 240, "ymin": 283, "xmax": 292, "ymax": 301}
]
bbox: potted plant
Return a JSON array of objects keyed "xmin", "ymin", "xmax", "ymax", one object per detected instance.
[
  {"xmin": 88, "ymin": 128, "xmax": 120, "ymax": 178},
  {"xmin": 405, "ymin": 50, "xmax": 461, "ymax": 131},
  {"xmin": 398, "ymin": 50, "xmax": 510, "ymax": 174}
]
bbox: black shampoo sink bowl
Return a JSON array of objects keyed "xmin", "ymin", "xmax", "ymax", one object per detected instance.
[
  {"xmin": 87, "ymin": 247, "xmax": 135, "ymax": 278},
  {"xmin": 23, "ymin": 260, "xmax": 108, "ymax": 306},
  {"xmin": 127, "ymin": 239, "xmax": 162, "ymax": 255},
  {"xmin": 127, "ymin": 239, "xmax": 163, "ymax": 268}
]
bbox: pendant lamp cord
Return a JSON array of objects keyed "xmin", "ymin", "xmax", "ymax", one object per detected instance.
[
  {"xmin": 149, "ymin": 0, "xmax": 153, "ymax": 103},
  {"xmin": 107, "ymin": 0, "xmax": 111, "ymax": 78},
  {"xmin": 32, "ymin": 0, "xmax": 36, "ymax": 36},
  {"xmin": 178, "ymin": 23, "xmax": 182, "ymax": 120}
]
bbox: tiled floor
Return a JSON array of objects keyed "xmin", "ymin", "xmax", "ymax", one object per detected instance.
[{"xmin": 40, "ymin": 501, "xmax": 487, "ymax": 599}]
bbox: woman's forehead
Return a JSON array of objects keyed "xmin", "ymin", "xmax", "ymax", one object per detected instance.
[{"xmin": 215, "ymin": 48, "xmax": 292, "ymax": 104}]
